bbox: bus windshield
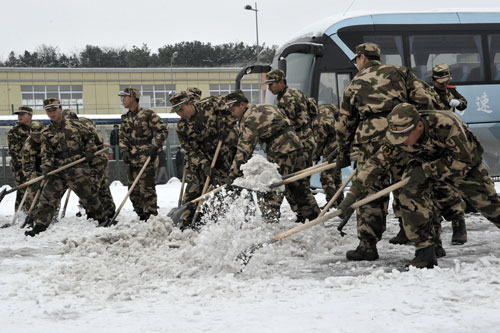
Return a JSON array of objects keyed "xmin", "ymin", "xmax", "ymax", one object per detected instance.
[{"xmin": 265, "ymin": 53, "xmax": 315, "ymax": 104}]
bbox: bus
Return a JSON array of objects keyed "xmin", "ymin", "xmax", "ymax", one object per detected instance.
[{"xmin": 256, "ymin": 9, "xmax": 500, "ymax": 177}]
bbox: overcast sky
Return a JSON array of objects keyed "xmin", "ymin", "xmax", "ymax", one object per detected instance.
[{"xmin": 1, "ymin": 0, "xmax": 500, "ymax": 60}]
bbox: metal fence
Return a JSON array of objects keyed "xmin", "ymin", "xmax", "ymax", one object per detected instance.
[{"xmin": 0, "ymin": 145, "xmax": 180, "ymax": 187}]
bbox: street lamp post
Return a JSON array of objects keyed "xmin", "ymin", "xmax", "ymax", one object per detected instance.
[
  {"xmin": 245, "ymin": 3, "xmax": 262, "ymax": 103},
  {"xmin": 170, "ymin": 51, "xmax": 178, "ymax": 87},
  {"xmin": 244, "ymin": 3, "xmax": 259, "ymax": 62}
]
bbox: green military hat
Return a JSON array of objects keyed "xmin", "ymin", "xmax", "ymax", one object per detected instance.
[
  {"xmin": 15, "ymin": 106, "xmax": 33, "ymax": 115},
  {"xmin": 265, "ymin": 69, "xmax": 285, "ymax": 83},
  {"xmin": 43, "ymin": 98, "xmax": 61, "ymax": 110},
  {"xmin": 186, "ymin": 87, "xmax": 202, "ymax": 98},
  {"xmin": 169, "ymin": 91, "xmax": 194, "ymax": 113},
  {"xmin": 224, "ymin": 90, "xmax": 248, "ymax": 106},
  {"xmin": 386, "ymin": 103, "xmax": 421, "ymax": 145},
  {"xmin": 432, "ymin": 64, "xmax": 452, "ymax": 83},
  {"xmin": 118, "ymin": 87, "xmax": 141, "ymax": 99},
  {"xmin": 30, "ymin": 120, "xmax": 44, "ymax": 139},
  {"xmin": 352, "ymin": 42, "xmax": 381, "ymax": 61}
]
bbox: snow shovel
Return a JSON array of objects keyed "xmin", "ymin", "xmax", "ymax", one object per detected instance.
[
  {"xmin": 268, "ymin": 153, "xmax": 358, "ymax": 189},
  {"xmin": 0, "ymin": 147, "xmax": 107, "ymax": 204},
  {"xmin": 20, "ymin": 179, "xmax": 48, "ymax": 229},
  {"xmin": 169, "ymin": 185, "xmax": 227, "ymax": 226},
  {"xmin": 178, "ymin": 164, "xmax": 187, "ymax": 207},
  {"xmin": 191, "ymin": 140, "xmax": 223, "ymax": 226},
  {"xmin": 60, "ymin": 189, "xmax": 72, "ymax": 218},
  {"xmin": 319, "ymin": 171, "xmax": 356, "ymax": 217},
  {"xmin": 236, "ymin": 177, "xmax": 410, "ymax": 267},
  {"xmin": 0, "ymin": 189, "xmax": 30, "ymax": 228},
  {"xmin": 101, "ymin": 156, "xmax": 152, "ymax": 227}
]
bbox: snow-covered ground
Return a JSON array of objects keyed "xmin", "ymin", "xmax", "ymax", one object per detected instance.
[{"xmin": 1, "ymin": 178, "xmax": 500, "ymax": 332}]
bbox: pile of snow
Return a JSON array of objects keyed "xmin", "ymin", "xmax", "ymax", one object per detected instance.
[
  {"xmin": 233, "ymin": 154, "xmax": 285, "ymax": 192},
  {"xmin": 1, "ymin": 182, "xmax": 500, "ymax": 331}
]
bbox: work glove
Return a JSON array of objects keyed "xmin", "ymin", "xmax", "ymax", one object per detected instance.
[
  {"xmin": 122, "ymin": 150, "xmax": 131, "ymax": 164},
  {"xmin": 449, "ymin": 99, "xmax": 460, "ymax": 107},
  {"xmin": 337, "ymin": 192, "xmax": 357, "ymax": 223},
  {"xmin": 85, "ymin": 150, "xmax": 95, "ymax": 163},
  {"xmin": 407, "ymin": 165, "xmax": 427, "ymax": 185},
  {"xmin": 146, "ymin": 145, "xmax": 158, "ymax": 159},
  {"xmin": 326, "ymin": 150, "xmax": 338, "ymax": 163},
  {"xmin": 336, "ymin": 149, "xmax": 351, "ymax": 169}
]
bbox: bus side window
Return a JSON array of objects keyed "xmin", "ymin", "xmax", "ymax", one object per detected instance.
[
  {"xmin": 488, "ymin": 34, "xmax": 500, "ymax": 81},
  {"xmin": 318, "ymin": 72, "xmax": 352, "ymax": 107}
]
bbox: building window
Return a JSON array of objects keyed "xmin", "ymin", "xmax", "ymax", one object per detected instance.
[
  {"xmin": 119, "ymin": 84, "xmax": 175, "ymax": 108},
  {"xmin": 209, "ymin": 83, "xmax": 261, "ymax": 103},
  {"xmin": 21, "ymin": 85, "xmax": 83, "ymax": 110}
]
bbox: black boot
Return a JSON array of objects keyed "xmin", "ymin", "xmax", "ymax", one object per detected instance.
[
  {"xmin": 24, "ymin": 223, "xmax": 48, "ymax": 237},
  {"xmin": 21, "ymin": 215, "xmax": 34, "ymax": 228},
  {"xmin": 389, "ymin": 225, "xmax": 409, "ymax": 245},
  {"xmin": 451, "ymin": 219, "xmax": 467, "ymax": 245},
  {"xmin": 346, "ymin": 241, "xmax": 379, "ymax": 261},
  {"xmin": 406, "ymin": 245, "xmax": 437, "ymax": 269},
  {"xmin": 295, "ymin": 213, "xmax": 306, "ymax": 223}
]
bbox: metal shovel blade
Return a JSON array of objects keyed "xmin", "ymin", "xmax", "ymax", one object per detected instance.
[
  {"xmin": 168, "ymin": 202, "xmax": 195, "ymax": 226},
  {"xmin": 236, "ymin": 238, "xmax": 278, "ymax": 268}
]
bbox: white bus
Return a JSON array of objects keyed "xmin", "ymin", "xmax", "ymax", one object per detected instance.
[{"xmin": 257, "ymin": 9, "xmax": 500, "ymax": 177}]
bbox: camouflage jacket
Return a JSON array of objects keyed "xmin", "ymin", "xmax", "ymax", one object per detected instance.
[
  {"xmin": 7, "ymin": 122, "xmax": 30, "ymax": 173},
  {"xmin": 335, "ymin": 60, "xmax": 434, "ymax": 154},
  {"xmin": 119, "ymin": 107, "xmax": 168, "ymax": 165},
  {"xmin": 79, "ymin": 117, "xmax": 108, "ymax": 169},
  {"xmin": 350, "ymin": 111, "xmax": 483, "ymax": 198},
  {"xmin": 176, "ymin": 96, "xmax": 238, "ymax": 174},
  {"xmin": 430, "ymin": 86, "xmax": 468, "ymax": 112},
  {"xmin": 21, "ymin": 136, "xmax": 42, "ymax": 180},
  {"xmin": 312, "ymin": 104, "xmax": 338, "ymax": 162},
  {"xmin": 276, "ymin": 86, "xmax": 316, "ymax": 151},
  {"xmin": 229, "ymin": 104, "xmax": 302, "ymax": 179},
  {"xmin": 40, "ymin": 118, "xmax": 97, "ymax": 172}
]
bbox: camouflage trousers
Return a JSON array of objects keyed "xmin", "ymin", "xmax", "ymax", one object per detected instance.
[
  {"xmin": 80, "ymin": 156, "xmax": 115, "ymax": 219},
  {"xmin": 261, "ymin": 150, "xmax": 320, "ymax": 223},
  {"xmin": 33, "ymin": 165, "xmax": 106, "ymax": 226},
  {"xmin": 354, "ymin": 142, "xmax": 407, "ymax": 243},
  {"xmin": 431, "ymin": 181, "xmax": 466, "ymax": 240},
  {"xmin": 128, "ymin": 157, "xmax": 158, "ymax": 217},
  {"xmin": 320, "ymin": 166, "xmax": 344, "ymax": 208},
  {"xmin": 400, "ymin": 162, "xmax": 500, "ymax": 249},
  {"xmin": 13, "ymin": 170, "xmax": 27, "ymax": 212},
  {"xmin": 286, "ymin": 146, "xmax": 314, "ymax": 217},
  {"xmin": 179, "ymin": 164, "xmax": 227, "ymax": 228}
]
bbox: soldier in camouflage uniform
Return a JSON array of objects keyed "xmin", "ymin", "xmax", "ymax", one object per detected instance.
[
  {"xmin": 391, "ymin": 64, "xmax": 470, "ymax": 246},
  {"xmin": 224, "ymin": 90, "xmax": 320, "ymax": 223},
  {"xmin": 312, "ymin": 103, "xmax": 343, "ymax": 208},
  {"xmin": 335, "ymin": 43, "xmax": 435, "ymax": 261},
  {"xmin": 338, "ymin": 103, "xmax": 500, "ymax": 268},
  {"xmin": 63, "ymin": 110, "xmax": 116, "ymax": 220},
  {"xmin": 169, "ymin": 91, "xmax": 238, "ymax": 229},
  {"xmin": 24, "ymin": 98, "xmax": 110, "ymax": 236},
  {"xmin": 7, "ymin": 106, "xmax": 33, "ymax": 211},
  {"xmin": 431, "ymin": 64, "xmax": 469, "ymax": 244},
  {"xmin": 266, "ymin": 69, "xmax": 317, "ymax": 222},
  {"xmin": 431, "ymin": 64, "xmax": 467, "ymax": 112},
  {"xmin": 119, "ymin": 88, "xmax": 168, "ymax": 221},
  {"xmin": 21, "ymin": 120, "xmax": 44, "ymax": 210}
]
